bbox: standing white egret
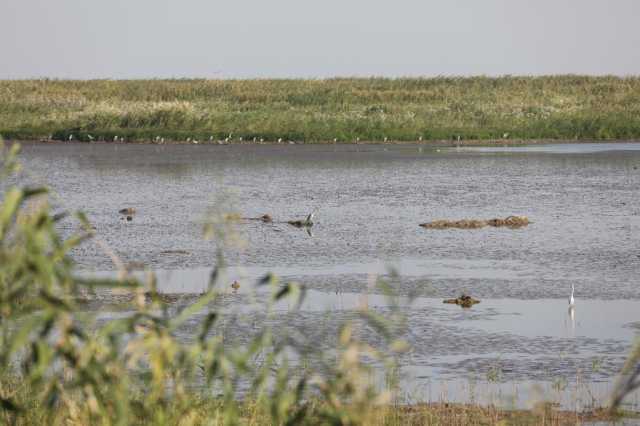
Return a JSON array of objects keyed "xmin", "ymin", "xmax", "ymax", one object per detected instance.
[{"xmin": 568, "ymin": 283, "xmax": 575, "ymax": 307}]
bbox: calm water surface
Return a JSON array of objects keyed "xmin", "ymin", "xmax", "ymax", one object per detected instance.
[{"xmin": 14, "ymin": 141, "xmax": 640, "ymax": 408}]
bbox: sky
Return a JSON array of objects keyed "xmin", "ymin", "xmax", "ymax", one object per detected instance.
[{"xmin": 1, "ymin": 0, "xmax": 639, "ymax": 79}]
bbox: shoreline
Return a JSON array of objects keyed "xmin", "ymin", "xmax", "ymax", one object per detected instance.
[{"xmin": 7, "ymin": 138, "xmax": 640, "ymax": 147}]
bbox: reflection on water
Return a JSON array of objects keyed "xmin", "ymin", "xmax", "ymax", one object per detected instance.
[
  {"xmin": 455, "ymin": 142, "xmax": 640, "ymax": 154},
  {"xmin": 567, "ymin": 306, "xmax": 576, "ymax": 338},
  {"xmin": 12, "ymin": 141, "xmax": 640, "ymax": 407}
]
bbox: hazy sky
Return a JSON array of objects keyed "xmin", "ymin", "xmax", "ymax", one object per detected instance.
[{"xmin": 1, "ymin": 0, "xmax": 639, "ymax": 79}]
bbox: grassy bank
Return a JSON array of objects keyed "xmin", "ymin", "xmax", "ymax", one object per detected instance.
[
  {"xmin": 1, "ymin": 76, "xmax": 640, "ymax": 143},
  {"xmin": 4, "ymin": 385, "xmax": 635, "ymax": 426}
]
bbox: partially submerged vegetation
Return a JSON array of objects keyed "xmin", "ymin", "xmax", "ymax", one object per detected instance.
[
  {"xmin": 2, "ymin": 76, "xmax": 640, "ymax": 143},
  {"xmin": 420, "ymin": 215, "xmax": 530, "ymax": 230}
]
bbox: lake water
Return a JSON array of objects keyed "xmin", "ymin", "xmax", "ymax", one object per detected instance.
[{"xmin": 12, "ymin": 141, "xmax": 640, "ymax": 409}]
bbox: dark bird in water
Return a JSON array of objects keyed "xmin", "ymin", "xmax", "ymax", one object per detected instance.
[
  {"xmin": 443, "ymin": 294, "xmax": 480, "ymax": 308},
  {"xmin": 231, "ymin": 280, "xmax": 240, "ymax": 291},
  {"xmin": 259, "ymin": 214, "xmax": 273, "ymax": 223},
  {"xmin": 119, "ymin": 208, "xmax": 136, "ymax": 215},
  {"xmin": 288, "ymin": 213, "xmax": 314, "ymax": 228}
]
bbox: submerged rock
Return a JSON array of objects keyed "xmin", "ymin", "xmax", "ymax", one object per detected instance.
[
  {"xmin": 159, "ymin": 249, "xmax": 191, "ymax": 255},
  {"xmin": 443, "ymin": 294, "xmax": 481, "ymax": 308}
]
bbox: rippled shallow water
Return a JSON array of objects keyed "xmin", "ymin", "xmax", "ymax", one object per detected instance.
[{"xmin": 12, "ymin": 141, "xmax": 640, "ymax": 408}]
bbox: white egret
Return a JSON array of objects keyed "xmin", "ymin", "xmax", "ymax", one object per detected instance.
[{"xmin": 568, "ymin": 283, "xmax": 575, "ymax": 307}]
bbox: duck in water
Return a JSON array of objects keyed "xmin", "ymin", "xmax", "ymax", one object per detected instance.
[
  {"xmin": 242, "ymin": 214, "xmax": 273, "ymax": 223},
  {"xmin": 288, "ymin": 213, "xmax": 314, "ymax": 228},
  {"xmin": 119, "ymin": 207, "xmax": 136, "ymax": 215}
]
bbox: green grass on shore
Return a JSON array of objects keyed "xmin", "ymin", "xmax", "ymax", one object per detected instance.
[{"xmin": 1, "ymin": 76, "xmax": 640, "ymax": 143}]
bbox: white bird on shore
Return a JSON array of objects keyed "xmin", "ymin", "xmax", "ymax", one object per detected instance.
[{"xmin": 568, "ymin": 283, "xmax": 575, "ymax": 307}]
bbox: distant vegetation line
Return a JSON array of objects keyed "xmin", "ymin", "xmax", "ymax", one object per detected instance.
[{"xmin": 1, "ymin": 76, "xmax": 640, "ymax": 142}]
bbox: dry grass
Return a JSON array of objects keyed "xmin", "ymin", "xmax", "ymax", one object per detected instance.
[{"xmin": 5, "ymin": 395, "xmax": 634, "ymax": 426}]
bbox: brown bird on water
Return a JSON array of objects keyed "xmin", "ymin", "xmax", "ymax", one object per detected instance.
[{"xmin": 260, "ymin": 214, "xmax": 273, "ymax": 223}]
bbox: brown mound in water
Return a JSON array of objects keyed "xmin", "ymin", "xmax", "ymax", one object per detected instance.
[
  {"xmin": 486, "ymin": 215, "xmax": 530, "ymax": 228},
  {"xmin": 420, "ymin": 215, "xmax": 529, "ymax": 229},
  {"xmin": 420, "ymin": 219, "xmax": 487, "ymax": 229},
  {"xmin": 443, "ymin": 294, "xmax": 481, "ymax": 308}
]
